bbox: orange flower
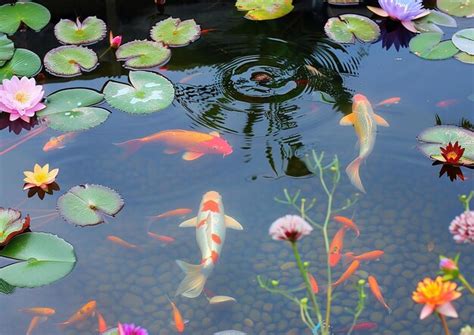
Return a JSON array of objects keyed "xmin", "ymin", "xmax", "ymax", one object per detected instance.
[
  {"xmin": 23, "ymin": 164, "xmax": 59, "ymax": 190},
  {"xmin": 412, "ymin": 276, "xmax": 461, "ymax": 320},
  {"xmin": 440, "ymin": 141, "xmax": 465, "ymax": 164}
]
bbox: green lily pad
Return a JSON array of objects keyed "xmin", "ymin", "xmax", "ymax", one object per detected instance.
[
  {"xmin": 54, "ymin": 16, "xmax": 106, "ymax": 45},
  {"xmin": 0, "ymin": 208, "xmax": 30, "ymax": 247},
  {"xmin": 37, "ymin": 88, "xmax": 109, "ymax": 132},
  {"xmin": 437, "ymin": 0, "xmax": 474, "ymax": 17},
  {"xmin": 455, "ymin": 51, "xmax": 474, "ymax": 63},
  {"xmin": 150, "ymin": 17, "xmax": 201, "ymax": 47},
  {"xmin": 0, "ymin": 278, "xmax": 15, "ymax": 294},
  {"xmin": 116, "ymin": 40, "xmax": 171, "ymax": 70},
  {"xmin": 409, "ymin": 32, "xmax": 459, "ymax": 60},
  {"xmin": 452, "ymin": 28, "xmax": 474, "ymax": 55},
  {"xmin": 0, "ymin": 48, "xmax": 41, "ymax": 80},
  {"xmin": 103, "ymin": 71, "xmax": 174, "ymax": 114},
  {"xmin": 417, "ymin": 125, "xmax": 474, "ymax": 165},
  {"xmin": 58, "ymin": 184, "xmax": 124, "ymax": 226},
  {"xmin": 44, "ymin": 46, "xmax": 98, "ymax": 77},
  {"xmin": 324, "ymin": 14, "xmax": 380, "ymax": 44},
  {"xmin": 414, "ymin": 10, "xmax": 457, "ymax": 33},
  {"xmin": 0, "ymin": 33, "xmax": 14, "ymax": 67},
  {"xmin": 0, "ymin": 2, "xmax": 51, "ymax": 35},
  {"xmin": 0, "ymin": 232, "xmax": 76, "ymax": 288},
  {"xmin": 235, "ymin": 0, "xmax": 294, "ymax": 20}
]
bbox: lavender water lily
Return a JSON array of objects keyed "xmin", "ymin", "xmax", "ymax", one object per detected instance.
[{"xmin": 368, "ymin": 0, "xmax": 430, "ymax": 32}]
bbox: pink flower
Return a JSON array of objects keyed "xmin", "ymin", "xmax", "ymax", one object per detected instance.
[
  {"xmin": 0, "ymin": 76, "xmax": 45, "ymax": 123},
  {"xmin": 449, "ymin": 211, "xmax": 474, "ymax": 243},
  {"xmin": 118, "ymin": 323, "xmax": 148, "ymax": 335},
  {"xmin": 269, "ymin": 215, "xmax": 313, "ymax": 242},
  {"xmin": 439, "ymin": 257, "xmax": 458, "ymax": 271},
  {"xmin": 109, "ymin": 31, "xmax": 122, "ymax": 49}
]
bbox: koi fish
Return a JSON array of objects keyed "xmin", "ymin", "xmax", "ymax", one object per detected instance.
[
  {"xmin": 26, "ymin": 316, "xmax": 48, "ymax": 335},
  {"xmin": 329, "ymin": 227, "xmax": 347, "ymax": 267},
  {"xmin": 332, "ymin": 260, "xmax": 360, "ymax": 287},
  {"xmin": 333, "ymin": 215, "xmax": 360, "ymax": 237},
  {"xmin": 368, "ymin": 275, "xmax": 391, "ymax": 312},
  {"xmin": 179, "ymin": 72, "xmax": 203, "ymax": 84},
  {"xmin": 147, "ymin": 231, "xmax": 175, "ymax": 244},
  {"xmin": 167, "ymin": 296, "xmax": 185, "ymax": 333},
  {"xmin": 148, "ymin": 208, "xmax": 192, "ymax": 221},
  {"xmin": 340, "ymin": 94, "xmax": 389, "ymax": 193},
  {"xmin": 436, "ymin": 99, "xmax": 457, "ymax": 108},
  {"xmin": 57, "ymin": 300, "xmax": 97, "ymax": 328},
  {"xmin": 335, "ymin": 321, "xmax": 377, "ymax": 333},
  {"xmin": 201, "ymin": 28, "xmax": 217, "ymax": 35},
  {"xmin": 345, "ymin": 250, "xmax": 384, "ymax": 262},
  {"xmin": 19, "ymin": 307, "xmax": 56, "ymax": 316},
  {"xmin": 375, "ymin": 97, "xmax": 400, "ymax": 107},
  {"xmin": 97, "ymin": 312, "xmax": 108, "ymax": 333},
  {"xmin": 308, "ymin": 273, "xmax": 319, "ymax": 294},
  {"xmin": 42, "ymin": 132, "xmax": 77, "ymax": 152},
  {"xmin": 106, "ymin": 235, "xmax": 139, "ymax": 249},
  {"xmin": 114, "ymin": 129, "xmax": 233, "ymax": 160},
  {"xmin": 209, "ymin": 295, "xmax": 236, "ymax": 305},
  {"xmin": 176, "ymin": 191, "xmax": 243, "ymax": 298}
]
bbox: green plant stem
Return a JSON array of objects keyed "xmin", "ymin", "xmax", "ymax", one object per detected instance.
[
  {"xmin": 438, "ymin": 313, "xmax": 451, "ymax": 335},
  {"xmin": 459, "ymin": 274, "xmax": 474, "ymax": 294}
]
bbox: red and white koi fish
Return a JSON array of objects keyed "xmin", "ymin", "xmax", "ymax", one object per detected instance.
[
  {"xmin": 368, "ymin": 275, "xmax": 391, "ymax": 313},
  {"xmin": 333, "ymin": 215, "xmax": 360, "ymax": 237},
  {"xmin": 42, "ymin": 132, "xmax": 77, "ymax": 152},
  {"xmin": 340, "ymin": 94, "xmax": 389, "ymax": 193},
  {"xmin": 345, "ymin": 250, "xmax": 384, "ymax": 262},
  {"xmin": 57, "ymin": 300, "xmax": 97, "ymax": 328},
  {"xmin": 176, "ymin": 191, "xmax": 243, "ymax": 298},
  {"xmin": 328, "ymin": 227, "xmax": 347, "ymax": 267}
]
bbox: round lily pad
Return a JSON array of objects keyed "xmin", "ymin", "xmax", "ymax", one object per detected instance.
[
  {"xmin": 414, "ymin": 10, "xmax": 457, "ymax": 33},
  {"xmin": 409, "ymin": 32, "xmax": 459, "ymax": 60},
  {"xmin": 58, "ymin": 184, "xmax": 124, "ymax": 226},
  {"xmin": 0, "ymin": 208, "xmax": 30, "ymax": 247},
  {"xmin": 452, "ymin": 28, "xmax": 474, "ymax": 55},
  {"xmin": 0, "ymin": 2, "xmax": 51, "ymax": 35},
  {"xmin": 150, "ymin": 17, "xmax": 201, "ymax": 47},
  {"xmin": 116, "ymin": 40, "xmax": 171, "ymax": 70},
  {"xmin": 37, "ymin": 88, "xmax": 109, "ymax": 132},
  {"xmin": 437, "ymin": 0, "xmax": 474, "ymax": 17},
  {"xmin": 0, "ymin": 48, "xmax": 41, "ymax": 80},
  {"xmin": 235, "ymin": 0, "xmax": 294, "ymax": 20},
  {"xmin": 455, "ymin": 51, "xmax": 474, "ymax": 63},
  {"xmin": 0, "ymin": 33, "xmax": 14, "ymax": 66},
  {"xmin": 54, "ymin": 16, "xmax": 106, "ymax": 45},
  {"xmin": 103, "ymin": 71, "xmax": 175, "ymax": 114},
  {"xmin": 324, "ymin": 14, "xmax": 380, "ymax": 44},
  {"xmin": 44, "ymin": 45, "xmax": 98, "ymax": 77}
]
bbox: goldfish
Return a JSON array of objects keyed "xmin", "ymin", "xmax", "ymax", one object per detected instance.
[
  {"xmin": 333, "ymin": 215, "xmax": 360, "ymax": 237},
  {"xmin": 340, "ymin": 94, "xmax": 389, "ymax": 193},
  {"xmin": 147, "ymin": 231, "xmax": 175, "ymax": 244},
  {"xmin": 368, "ymin": 275, "xmax": 391, "ymax": 313},
  {"xmin": 42, "ymin": 132, "xmax": 77, "ymax": 152},
  {"xmin": 329, "ymin": 227, "xmax": 347, "ymax": 267},
  {"xmin": 167, "ymin": 296, "xmax": 185, "ymax": 333},
  {"xmin": 114, "ymin": 129, "xmax": 233, "ymax": 160},
  {"xmin": 436, "ymin": 99, "xmax": 457, "ymax": 108},
  {"xmin": 345, "ymin": 250, "xmax": 384, "ymax": 262},
  {"xmin": 308, "ymin": 273, "xmax": 319, "ymax": 294},
  {"xmin": 148, "ymin": 208, "xmax": 192, "ymax": 221},
  {"xmin": 201, "ymin": 28, "xmax": 217, "ymax": 35},
  {"xmin": 106, "ymin": 235, "xmax": 139, "ymax": 249},
  {"xmin": 19, "ymin": 307, "xmax": 56, "ymax": 316},
  {"xmin": 179, "ymin": 72, "xmax": 203, "ymax": 84},
  {"xmin": 375, "ymin": 97, "xmax": 400, "ymax": 107},
  {"xmin": 176, "ymin": 191, "xmax": 243, "ymax": 298},
  {"xmin": 57, "ymin": 300, "xmax": 97, "ymax": 328},
  {"xmin": 332, "ymin": 260, "xmax": 360, "ymax": 287},
  {"xmin": 335, "ymin": 321, "xmax": 377, "ymax": 333},
  {"xmin": 26, "ymin": 316, "xmax": 48, "ymax": 335},
  {"xmin": 97, "ymin": 312, "xmax": 108, "ymax": 333}
]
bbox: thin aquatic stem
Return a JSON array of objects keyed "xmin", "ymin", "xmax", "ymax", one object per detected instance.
[
  {"xmin": 347, "ymin": 281, "xmax": 367, "ymax": 335},
  {"xmin": 459, "ymin": 274, "xmax": 474, "ymax": 295},
  {"xmin": 438, "ymin": 313, "xmax": 451, "ymax": 335}
]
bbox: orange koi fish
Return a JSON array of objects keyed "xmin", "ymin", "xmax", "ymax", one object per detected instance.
[
  {"xmin": 345, "ymin": 250, "xmax": 384, "ymax": 262},
  {"xmin": 332, "ymin": 260, "xmax": 360, "ymax": 287},
  {"xmin": 147, "ymin": 231, "xmax": 175, "ymax": 244},
  {"xmin": 308, "ymin": 273, "xmax": 319, "ymax": 294},
  {"xmin": 26, "ymin": 316, "xmax": 48, "ymax": 335},
  {"xmin": 19, "ymin": 307, "xmax": 56, "ymax": 316},
  {"xmin": 42, "ymin": 132, "xmax": 77, "ymax": 152},
  {"xmin": 368, "ymin": 275, "xmax": 391, "ymax": 312},
  {"xmin": 333, "ymin": 216, "xmax": 360, "ymax": 237},
  {"xmin": 329, "ymin": 227, "xmax": 347, "ymax": 267},
  {"xmin": 375, "ymin": 97, "xmax": 400, "ymax": 107},
  {"xmin": 57, "ymin": 300, "xmax": 97, "ymax": 328},
  {"xmin": 148, "ymin": 208, "xmax": 192, "ymax": 221},
  {"xmin": 436, "ymin": 99, "xmax": 457, "ymax": 108},
  {"xmin": 114, "ymin": 129, "xmax": 233, "ymax": 160},
  {"xmin": 107, "ymin": 235, "xmax": 139, "ymax": 250},
  {"xmin": 167, "ymin": 296, "xmax": 185, "ymax": 333},
  {"xmin": 97, "ymin": 312, "xmax": 108, "ymax": 333}
]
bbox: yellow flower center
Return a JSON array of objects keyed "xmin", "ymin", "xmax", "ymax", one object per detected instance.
[
  {"xmin": 446, "ymin": 151, "xmax": 458, "ymax": 160},
  {"xmin": 33, "ymin": 171, "xmax": 49, "ymax": 184},
  {"xmin": 14, "ymin": 91, "xmax": 29, "ymax": 103}
]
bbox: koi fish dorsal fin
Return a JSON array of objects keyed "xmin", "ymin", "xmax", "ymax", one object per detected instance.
[
  {"xmin": 209, "ymin": 131, "xmax": 220, "ymax": 137},
  {"xmin": 224, "ymin": 215, "xmax": 243, "ymax": 230},
  {"xmin": 339, "ymin": 113, "xmax": 356, "ymax": 126},
  {"xmin": 182, "ymin": 152, "xmax": 205, "ymax": 161},
  {"xmin": 179, "ymin": 217, "xmax": 198, "ymax": 227},
  {"xmin": 373, "ymin": 114, "xmax": 390, "ymax": 127}
]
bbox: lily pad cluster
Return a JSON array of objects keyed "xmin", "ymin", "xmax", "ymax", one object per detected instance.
[
  {"xmin": 235, "ymin": 0, "xmax": 294, "ymax": 21},
  {"xmin": 0, "ymin": 48, "xmax": 42, "ymax": 81},
  {"xmin": 437, "ymin": 0, "xmax": 474, "ymax": 17},
  {"xmin": 414, "ymin": 11, "xmax": 457, "ymax": 34},
  {"xmin": 54, "ymin": 17, "xmax": 106, "ymax": 45},
  {"xmin": 0, "ymin": 2, "xmax": 50, "ymax": 35},
  {"xmin": 324, "ymin": 14, "xmax": 380, "ymax": 44}
]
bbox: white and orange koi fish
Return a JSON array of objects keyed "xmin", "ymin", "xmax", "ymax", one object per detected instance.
[{"xmin": 176, "ymin": 191, "xmax": 243, "ymax": 298}]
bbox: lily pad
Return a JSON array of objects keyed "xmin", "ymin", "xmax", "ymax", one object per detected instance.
[
  {"xmin": 0, "ymin": 2, "xmax": 51, "ymax": 35},
  {"xmin": 0, "ymin": 33, "xmax": 14, "ymax": 67},
  {"xmin": 452, "ymin": 28, "xmax": 474, "ymax": 55},
  {"xmin": 417, "ymin": 125, "xmax": 474, "ymax": 165},
  {"xmin": 414, "ymin": 10, "xmax": 457, "ymax": 33},
  {"xmin": 409, "ymin": 32, "xmax": 459, "ymax": 60},
  {"xmin": 455, "ymin": 51, "xmax": 474, "ymax": 63},
  {"xmin": 324, "ymin": 14, "xmax": 380, "ymax": 44},
  {"xmin": 0, "ymin": 48, "xmax": 41, "ymax": 80},
  {"xmin": 235, "ymin": 0, "xmax": 294, "ymax": 20},
  {"xmin": 54, "ymin": 16, "xmax": 106, "ymax": 45},
  {"xmin": 0, "ymin": 278, "xmax": 15, "ymax": 294},
  {"xmin": 0, "ymin": 208, "xmax": 30, "ymax": 247},
  {"xmin": 58, "ymin": 184, "xmax": 124, "ymax": 226},
  {"xmin": 150, "ymin": 17, "xmax": 201, "ymax": 47},
  {"xmin": 103, "ymin": 71, "xmax": 174, "ymax": 114},
  {"xmin": 37, "ymin": 88, "xmax": 109, "ymax": 132},
  {"xmin": 0, "ymin": 232, "xmax": 76, "ymax": 288},
  {"xmin": 116, "ymin": 40, "xmax": 171, "ymax": 70},
  {"xmin": 44, "ymin": 46, "xmax": 98, "ymax": 77},
  {"xmin": 437, "ymin": 0, "xmax": 474, "ymax": 17}
]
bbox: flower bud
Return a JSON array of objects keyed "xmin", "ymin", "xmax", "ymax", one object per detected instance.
[
  {"xmin": 271, "ymin": 280, "xmax": 279, "ymax": 287},
  {"xmin": 439, "ymin": 257, "xmax": 458, "ymax": 271}
]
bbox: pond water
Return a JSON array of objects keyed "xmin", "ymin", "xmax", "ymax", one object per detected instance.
[{"xmin": 0, "ymin": 0, "xmax": 473, "ymax": 334}]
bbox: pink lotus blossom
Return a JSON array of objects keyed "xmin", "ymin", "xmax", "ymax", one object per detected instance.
[
  {"xmin": 118, "ymin": 323, "xmax": 148, "ymax": 335},
  {"xmin": 449, "ymin": 211, "xmax": 474, "ymax": 243},
  {"xmin": 109, "ymin": 31, "xmax": 122, "ymax": 49},
  {"xmin": 0, "ymin": 76, "xmax": 45, "ymax": 123},
  {"xmin": 269, "ymin": 215, "xmax": 313, "ymax": 242}
]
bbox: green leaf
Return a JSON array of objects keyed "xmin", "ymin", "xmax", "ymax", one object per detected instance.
[
  {"xmin": 0, "ymin": 278, "xmax": 15, "ymax": 294},
  {"xmin": 452, "ymin": 28, "xmax": 474, "ymax": 55},
  {"xmin": 437, "ymin": 0, "xmax": 474, "ymax": 17},
  {"xmin": 58, "ymin": 184, "xmax": 124, "ymax": 226},
  {"xmin": 115, "ymin": 40, "xmax": 171, "ymax": 70},
  {"xmin": 44, "ymin": 46, "xmax": 98, "ymax": 77},
  {"xmin": 37, "ymin": 88, "xmax": 109, "ymax": 132},
  {"xmin": 0, "ymin": 2, "xmax": 51, "ymax": 35},
  {"xmin": 102, "ymin": 328, "xmax": 119, "ymax": 335},
  {"xmin": 409, "ymin": 32, "xmax": 459, "ymax": 60},
  {"xmin": 235, "ymin": 0, "xmax": 294, "ymax": 20},
  {"xmin": 325, "ymin": 14, "xmax": 380, "ymax": 43},
  {"xmin": 150, "ymin": 17, "xmax": 201, "ymax": 47},
  {"xmin": 0, "ymin": 208, "xmax": 30, "ymax": 246},
  {"xmin": 0, "ymin": 48, "xmax": 41, "ymax": 80},
  {"xmin": 455, "ymin": 51, "xmax": 474, "ymax": 63},
  {"xmin": 414, "ymin": 10, "xmax": 457, "ymax": 33},
  {"xmin": 0, "ymin": 232, "xmax": 76, "ymax": 288},
  {"xmin": 54, "ymin": 16, "xmax": 106, "ymax": 45},
  {"xmin": 104, "ymin": 70, "xmax": 174, "ymax": 114},
  {"xmin": 0, "ymin": 33, "xmax": 14, "ymax": 66}
]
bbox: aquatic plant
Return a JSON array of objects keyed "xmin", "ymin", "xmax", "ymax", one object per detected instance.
[
  {"xmin": 235, "ymin": 0, "xmax": 294, "ymax": 21},
  {"xmin": 23, "ymin": 163, "xmax": 59, "ymax": 190},
  {"xmin": 0, "ymin": 208, "xmax": 30, "ymax": 246},
  {"xmin": 115, "ymin": 40, "xmax": 170, "ymax": 70},
  {"xmin": 54, "ymin": 16, "xmax": 106, "ymax": 45},
  {"xmin": 367, "ymin": 0, "xmax": 429, "ymax": 33},
  {"xmin": 0, "ymin": 48, "xmax": 42, "ymax": 81},
  {"xmin": 0, "ymin": 2, "xmax": 51, "ymax": 35},
  {"xmin": 438, "ymin": 254, "xmax": 474, "ymax": 294},
  {"xmin": 150, "ymin": 17, "xmax": 201, "ymax": 47},
  {"xmin": 452, "ymin": 29, "xmax": 474, "ymax": 55},
  {"xmin": 324, "ymin": 15, "xmax": 380, "ymax": 44},
  {"xmin": 0, "ymin": 76, "xmax": 45, "ymax": 122},
  {"xmin": 437, "ymin": 0, "xmax": 474, "ymax": 17},
  {"xmin": 43, "ymin": 46, "xmax": 98, "ymax": 77},
  {"xmin": 269, "ymin": 215, "xmax": 313, "ymax": 242},
  {"xmin": 0, "ymin": 34, "xmax": 14, "ymax": 66},
  {"xmin": 414, "ymin": 11, "xmax": 457, "ymax": 34},
  {"xmin": 409, "ymin": 32, "xmax": 459, "ymax": 60}
]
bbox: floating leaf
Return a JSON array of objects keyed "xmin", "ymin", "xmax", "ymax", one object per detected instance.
[
  {"xmin": 0, "ymin": 33, "xmax": 14, "ymax": 66},
  {"xmin": 437, "ymin": 0, "xmax": 474, "ymax": 17},
  {"xmin": 0, "ymin": 208, "xmax": 30, "ymax": 247},
  {"xmin": 103, "ymin": 71, "xmax": 174, "ymax": 114},
  {"xmin": 116, "ymin": 40, "xmax": 170, "ymax": 70},
  {"xmin": 235, "ymin": 0, "xmax": 294, "ymax": 20},
  {"xmin": 409, "ymin": 32, "xmax": 459, "ymax": 60},
  {"xmin": 0, "ymin": 2, "xmax": 51, "ymax": 35},
  {"xmin": 150, "ymin": 17, "xmax": 201, "ymax": 47},
  {"xmin": 414, "ymin": 10, "xmax": 457, "ymax": 33},
  {"xmin": 54, "ymin": 16, "xmax": 106, "ymax": 45},
  {"xmin": 0, "ymin": 278, "xmax": 15, "ymax": 294},
  {"xmin": 0, "ymin": 232, "xmax": 76, "ymax": 288},
  {"xmin": 455, "ymin": 51, "xmax": 474, "ymax": 63},
  {"xmin": 44, "ymin": 46, "xmax": 98, "ymax": 77},
  {"xmin": 37, "ymin": 88, "xmax": 109, "ymax": 132},
  {"xmin": 58, "ymin": 184, "xmax": 124, "ymax": 226},
  {"xmin": 324, "ymin": 14, "xmax": 380, "ymax": 44},
  {"xmin": 0, "ymin": 48, "xmax": 41, "ymax": 80},
  {"xmin": 452, "ymin": 28, "xmax": 474, "ymax": 55}
]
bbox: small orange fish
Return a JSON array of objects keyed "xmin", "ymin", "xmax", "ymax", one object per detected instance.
[
  {"xmin": 308, "ymin": 273, "xmax": 319, "ymax": 294},
  {"xmin": 147, "ymin": 231, "xmax": 175, "ymax": 244},
  {"xmin": 436, "ymin": 99, "xmax": 457, "ymax": 108},
  {"xmin": 58, "ymin": 300, "xmax": 97, "ymax": 328},
  {"xmin": 26, "ymin": 316, "xmax": 48, "ymax": 335},
  {"xmin": 345, "ymin": 250, "xmax": 384, "ymax": 262},
  {"xmin": 97, "ymin": 312, "xmax": 108, "ymax": 333},
  {"xmin": 368, "ymin": 275, "xmax": 391, "ymax": 312},
  {"xmin": 167, "ymin": 296, "xmax": 185, "ymax": 333},
  {"xmin": 329, "ymin": 227, "xmax": 347, "ymax": 267},
  {"xmin": 148, "ymin": 208, "xmax": 192, "ymax": 221},
  {"xmin": 201, "ymin": 28, "xmax": 217, "ymax": 35},
  {"xmin": 332, "ymin": 260, "xmax": 360, "ymax": 287},
  {"xmin": 375, "ymin": 97, "xmax": 400, "ymax": 107},
  {"xmin": 333, "ymin": 216, "xmax": 360, "ymax": 237},
  {"xmin": 179, "ymin": 72, "xmax": 203, "ymax": 84},
  {"xmin": 107, "ymin": 235, "xmax": 139, "ymax": 249},
  {"xmin": 43, "ymin": 132, "xmax": 77, "ymax": 152},
  {"xmin": 19, "ymin": 307, "xmax": 56, "ymax": 316}
]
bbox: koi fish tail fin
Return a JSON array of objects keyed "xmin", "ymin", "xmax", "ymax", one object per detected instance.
[
  {"xmin": 113, "ymin": 139, "xmax": 143, "ymax": 157},
  {"xmin": 346, "ymin": 157, "xmax": 366, "ymax": 193},
  {"xmin": 175, "ymin": 260, "xmax": 208, "ymax": 298}
]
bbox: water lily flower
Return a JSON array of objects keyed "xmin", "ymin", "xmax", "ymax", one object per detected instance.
[
  {"xmin": 449, "ymin": 211, "xmax": 474, "ymax": 243},
  {"xmin": 118, "ymin": 323, "xmax": 149, "ymax": 335},
  {"xmin": 412, "ymin": 276, "xmax": 461, "ymax": 320},
  {"xmin": 440, "ymin": 141, "xmax": 465, "ymax": 165},
  {"xmin": 0, "ymin": 76, "xmax": 45, "ymax": 123},
  {"xmin": 109, "ymin": 31, "xmax": 122, "ymax": 49},
  {"xmin": 367, "ymin": 0, "xmax": 430, "ymax": 33},
  {"xmin": 269, "ymin": 215, "xmax": 313, "ymax": 242},
  {"xmin": 439, "ymin": 257, "xmax": 458, "ymax": 272},
  {"xmin": 23, "ymin": 164, "xmax": 59, "ymax": 191}
]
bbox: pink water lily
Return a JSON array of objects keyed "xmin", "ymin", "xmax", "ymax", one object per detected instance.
[
  {"xmin": 269, "ymin": 215, "xmax": 313, "ymax": 243},
  {"xmin": 368, "ymin": 0, "xmax": 430, "ymax": 33},
  {"xmin": 109, "ymin": 31, "xmax": 122, "ymax": 49},
  {"xmin": 0, "ymin": 76, "xmax": 45, "ymax": 123}
]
